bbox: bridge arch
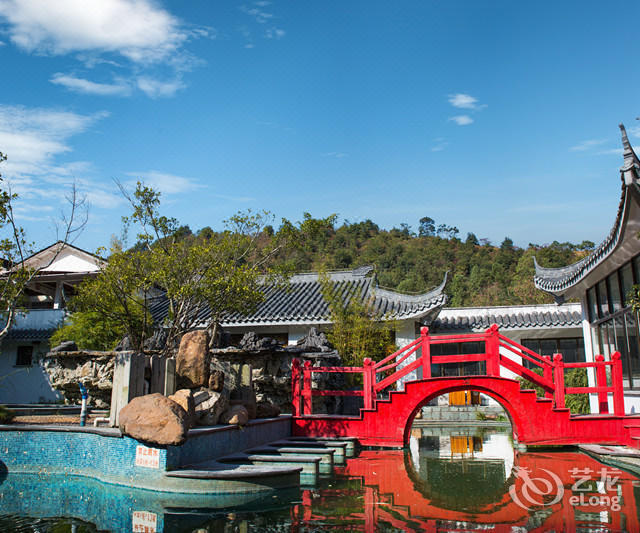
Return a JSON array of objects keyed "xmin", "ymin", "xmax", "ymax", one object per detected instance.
[{"xmin": 399, "ymin": 378, "xmax": 523, "ymax": 447}]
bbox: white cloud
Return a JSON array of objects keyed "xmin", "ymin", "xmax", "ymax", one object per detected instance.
[
  {"xmin": 136, "ymin": 76, "xmax": 186, "ymax": 98},
  {"xmin": 0, "ymin": 105, "xmax": 106, "ymax": 178},
  {"xmin": 629, "ymin": 126, "xmax": 640, "ymax": 138},
  {"xmin": 0, "ymin": 0, "xmax": 187, "ymax": 63},
  {"xmin": 50, "ymin": 72, "xmax": 132, "ymax": 96},
  {"xmin": 448, "ymin": 93, "xmax": 481, "ymax": 109},
  {"xmin": 431, "ymin": 138, "xmax": 448, "ymax": 152},
  {"xmin": 127, "ymin": 171, "xmax": 203, "ymax": 195},
  {"xmin": 449, "ymin": 115, "xmax": 473, "ymax": 126},
  {"xmin": 323, "ymin": 152, "xmax": 348, "ymax": 158},
  {"xmin": 597, "ymin": 148, "xmax": 624, "ymax": 156},
  {"xmin": 569, "ymin": 139, "xmax": 607, "ymax": 152}
]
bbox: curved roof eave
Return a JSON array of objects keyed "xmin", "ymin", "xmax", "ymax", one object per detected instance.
[{"xmin": 533, "ymin": 124, "xmax": 640, "ymax": 298}]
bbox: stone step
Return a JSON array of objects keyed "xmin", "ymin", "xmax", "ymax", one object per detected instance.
[
  {"xmin": 218, "ymin": 453, "xmax": 320, "ymax": 484},
  {"xmin": 247, "ymin": 446, "xmax": 335, "ymax": 474},
  {"xmin": 274, "ymin": 439, "xmax": 347, "ymax": 459},
  {"xmin": 286, "ymin": 436, "xmax": 357, "ymax": 457},
  {"xmin": 166, "ymin": 459, "xmax": 302, "ymax": 482}
]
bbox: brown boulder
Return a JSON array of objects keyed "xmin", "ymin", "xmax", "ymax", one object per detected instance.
[
  {"xmin": 255, "ymin": 400, "xmax": 281, "ymax": 419},
  {"xmin": 119, "ymin": 393, "xmax": 188, "ymax": 446},
  {"xmin": 220, "ymin": 404, "xmax": 249, "ymax": 426},
  {"xmin": 208, "ymin": 369, "xmax": 225, "ymax": 392},
  {"xmin": 168, "ymin": 389, "xmax": 196, "ymax": 428},
  {"xmin": 176, "ymin": 330, "xmax": 210, "ymax": 388}
]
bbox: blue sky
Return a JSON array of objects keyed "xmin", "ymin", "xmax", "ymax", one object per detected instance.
[{"xmin": 0, "ymin": 1, "xmax": 639, "ymax": 253}]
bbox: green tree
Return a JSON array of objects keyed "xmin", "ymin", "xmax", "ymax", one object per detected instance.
[
  {"xmin": 78, "ymin": 182, "xmax": 292, "ymax": 353},
  {"xmin": 50, "ymin": 309, "xmax": 126, "ymax": 351},
  {"xmin": 319, "ymin": 272, "xmax": 396, "ymax": 368}
]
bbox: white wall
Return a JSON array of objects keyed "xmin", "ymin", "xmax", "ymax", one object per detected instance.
[{"xmin": 0, "ymin": 340, "xmax": 60, "ymax": 404}]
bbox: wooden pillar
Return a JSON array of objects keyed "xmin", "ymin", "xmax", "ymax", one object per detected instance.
[
  {"xmin": 485, "ymin": 324, "xmax": 500, "ymax": 376},
  {"xmin": 420, "ymin": 326, "xmax": 431, "ymax": 379},
  {"xmin": 363, "ymin": 358, "xmax": 374, "ymax": 410},
  {"xmin": 553, "ymin": 353, "xmax": 565, "ymax": 409},
  {"xmin": 611, "ymin": 351, "xmax": 625, "ymax": 416},
  {"xmin": 291, "ymin": 358, "xmax": 301, "ymax": 417},
  {"xmin": 303, "ymin": 360, "xmax": 312, "ymax": 415},
  {"xmin": 543, "ymin": 355, "xmax": 553, "ymax": 399},
  {"xmin": 595, "ymin": 354, "xmax": 609, "ymax": 414}
]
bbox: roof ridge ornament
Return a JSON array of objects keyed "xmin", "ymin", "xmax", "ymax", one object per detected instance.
[{"xmin": 619, "ymin": 123, "xmax": 640, "ymax": 185}]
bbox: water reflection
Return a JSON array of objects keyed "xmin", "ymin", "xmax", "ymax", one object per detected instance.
[{"xmin": 2, "ymin": 428, "xmax": 640, "ymax": 532}]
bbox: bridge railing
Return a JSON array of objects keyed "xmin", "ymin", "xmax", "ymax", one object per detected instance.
[{"xmin": 291, "ymin": 325, "xmax": 625, "ymax": 416}]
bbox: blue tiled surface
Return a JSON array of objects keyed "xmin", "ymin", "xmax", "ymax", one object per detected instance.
[
  {"xmin": 168, "ymin": 417, "xmax": 291, "ymax": 468},
  {"xmin": 0, "ymin": 417, "xmax": 292, "ymax": 492},
  {"xmin": 0, "ymin": 471, "xmax": 300, "ymax": 532}
]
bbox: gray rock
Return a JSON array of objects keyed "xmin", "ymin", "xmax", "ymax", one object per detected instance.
[
  {"xmin": 239, "ymin": 332, "xmax": 280, "ymax": 351},
  {"xmin": 296, "ymin": 327, "xmax": 332, "ymax": 352},
  {"xmin": 193, "ymin": 387, "xmax": 229, "ymax": 426},
  {"xmin": 144, "ymin": 329, "xmax": 168, "ymax": 351},
  {"xmin": 50, "ymin": 340, "xmax": 78, "ymax": 353},
  {"xmin": 115, "ymin": 336, "xmax": 132, "ymax": 352}
]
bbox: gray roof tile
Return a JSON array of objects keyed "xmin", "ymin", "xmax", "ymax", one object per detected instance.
[
  {"xmin": 149, "ymin": 266, "xmax": 448, "ymax": 328},
  {"xmin": 432, "ymin": 304, "xmax": 582, "ymax": 332}
]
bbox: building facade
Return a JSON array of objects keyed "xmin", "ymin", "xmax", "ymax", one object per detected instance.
[
  {"xmin": 534, "ymin": 124, "xmax": 640, "ymax": 413},
  {"xmin": 0, "ymin": 242, "xmax": 105, "ymax": 404}
]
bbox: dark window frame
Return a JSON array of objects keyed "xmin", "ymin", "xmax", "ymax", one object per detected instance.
[{"xmin": 15, "ymin": 345, "xmax": 34, "ymax": 367}]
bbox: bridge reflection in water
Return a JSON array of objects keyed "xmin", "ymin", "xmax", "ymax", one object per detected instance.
[{"xmin": 290, "ymin": 428, "xmax": 640, "ymax": 532}]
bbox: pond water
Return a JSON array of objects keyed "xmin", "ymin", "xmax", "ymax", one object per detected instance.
[{"xmin": 2, "ymin": 427, "xmax": 640, "ymax": 532}]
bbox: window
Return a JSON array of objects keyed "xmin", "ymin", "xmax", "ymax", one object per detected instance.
[
  {"xmin": 608, "ymin": 272, "xmax": 622, "ymax": 312},
  {"xmin": 15, "ymin": 345, "xmax": 33, "ymax": 366},
  {"xmin": 621, "ymin": 263, "xmax": 634, "ymax": 307},
  {"xmin": 521, "ymin": 338, "xmax": 585, "ymax": 364},
  {"xmin": 587, "ymin": 287, "xmax": 598, "ymax": 322}
]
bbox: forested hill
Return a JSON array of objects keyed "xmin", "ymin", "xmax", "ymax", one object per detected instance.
[
  {"xmin": 277, "ymin": 217, "xmax": 594, "ymax": 306},
  {"xmin": 187, "ymin": 214, "xmax": 595, "ymax": 307}
]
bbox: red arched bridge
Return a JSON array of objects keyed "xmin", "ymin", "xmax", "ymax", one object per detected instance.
[{"xmin": 291, "ymin": 325, "xmax": 640, "ymax": 448}]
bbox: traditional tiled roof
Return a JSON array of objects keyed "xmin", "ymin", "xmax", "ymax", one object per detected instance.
[
  {"xmin": 6, "ymin": 309, "xmax": 66, "ymax": 341},
  {"xmin": 149, "ymin": 266, "xmax": 448, "ymax": 328},
  {"xmin": 431, "ymin": 303, "xmax": 582, "ymax": 333},
  {"xmin": 6, "ymin": 328, "xmax": 55, "ymax": 341},
  {"xmin": 534, "ymin": 124, "xmax": 640, "ymax": 298}
]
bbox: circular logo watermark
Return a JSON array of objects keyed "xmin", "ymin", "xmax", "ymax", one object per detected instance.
[{"xmin": 509, "ymin": 466, "xmax": 564, "ymax": 510}]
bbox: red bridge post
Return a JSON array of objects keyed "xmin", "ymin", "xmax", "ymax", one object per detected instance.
[
  {"xmin": 291, "ymin": 358, "xmax": 301, "ymax": 416},
  {"xmin": 420, "ymin": 327, "xmax": 431, "ymax": 379},
  {"xmin": 363, "ymin": 358, "xmax": 374, "ymax": 410},
  {"xmin": 485, "ymin": 324, "xmax": 500, "ymax": 376},
  {"xmin": 303, "ymin": 360, "xmax": 312, "ymax": 415},
  {"xmin": 543, "ymin": 355, "xmax": 553, "ymax": 399},
  {"xmin": 595, "ymin": 354, "xmax": 609, "ymax": 414},
  {"xmin": 611, "ymin": 351, "xmax": 625, "ymax": 415},
  {"xmin": 553, "ymin": 353, "xmax": 565, "ymax": 409}
]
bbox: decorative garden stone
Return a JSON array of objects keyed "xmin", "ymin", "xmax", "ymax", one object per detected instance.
[
  {"xmin": 176, "ymin": 330, "xmax": 210, "ymax": 388},
  {"xmin": 193, "ymin": 387, "xmax": 228, "ymax": 426},
  {"xmin": 168, "ymin": 389, "xmax": 196, "ymax": 428},
  {"xmin": 119, "ymin": 393, "xmax": 188, "ymax": 446},
  {"xmin": 255, "ymin": 400, "xmax": 281, "ymax": 419},
  {"xmin": 220, "ymin": 404, "xmax": 249, "ymax": 425}
]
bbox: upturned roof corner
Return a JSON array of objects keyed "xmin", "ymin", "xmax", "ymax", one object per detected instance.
[{"xmin": 620, "ymin": 123, "xmax": 640, "ymax": 185}]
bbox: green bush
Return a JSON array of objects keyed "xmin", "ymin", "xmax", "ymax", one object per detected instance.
[{"xmin": 50, "ymin": 310, "xmax": 125, "ymax": 351}]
